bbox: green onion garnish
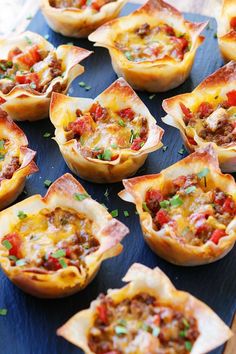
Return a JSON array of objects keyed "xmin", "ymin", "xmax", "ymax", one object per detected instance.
[
  {"xmin": 51, "ymin": 249, "xmax": 66, "ymax": 258},
  {"xmin": 2, "ymin": 239, "xmax": 12, "ymax": 250},
  {"xmin": 115, "ymin": 325, "xmax": 127, "ymax": 335},
  {"xmin": 123, "ymin": 210, "xmax": 129, "ymax": 217},
  {"xmin": 59, "ymin": 258, "xmax": 67, "ymax": 268},
  {"xmin": 170, "ymin": 195, "xmax": 183, "ymax": 207},
  {"xmin": 111, "ymin": 209, "xmax": 118, "ymax": 217},
  {"xmin": 142, "ymin": 202, "xmax": 150, "ymax": 213},
  {"xmin": 185, "ymin": 186, "xmax": 196, "ymax": 194},
  {"xmin": 159, "ymin": 200, "xmax": 170, "ymax": 209},
  {"xmin": 197, "ymin": 168, "xmax": 209, "ymax": 178},
  {"xmin": 79, "ymin": 82, "xmax": 86, "ymax": 87},
  {"xmin": 43, "ymin": 132, "xmax": 51, "ymax": 138},
  {"xmin": 74, "ymin": 193, "xmax": 89, "ymax": 201},
  {"xmin": 44, "ymin": 179, "xmax": 52, "ymax": 188},
  {"xmin": 185, "ymin": 341, "xmax": 192, "ymax": 351},
  {"xmin": 118, "ymin": 119, "xmax": 126, "ymax": 127},
  {"xmin": 17, "ymin": 211, "xmax": 27, "ymax": 220},
  {"xmin": 0, "ymin": 309, "xmax": 7, "ymax": 316}
]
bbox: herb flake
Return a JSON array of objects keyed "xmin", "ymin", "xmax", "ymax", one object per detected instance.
[
  {"xmin": 111, "ymin": 209, "xmax": 118, "ymax": 217},
  {"xmin": 74, "ymin": 193, "xmax": 89, "ymax": 201},
  {"xmin": 17, "ymin": 211, "xmax": 27, "ymax": 220}
]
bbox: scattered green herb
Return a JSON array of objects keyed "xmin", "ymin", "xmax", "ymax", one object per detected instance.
[
  {"xmin": 104, "ymin": 188, "xmax": 109, "ymax": 199},
  {"xmin": 30, "ymin": 82, "xmax": 36, "ymax": 89},
  {"xmin": 182, "ymin": 318, "xmax": 190, "ymax": 329},
  {"xmin": 44, "ymin": 34, "xmax": 49, "ymax": 40},
  {"xmin": 17, "ymin": 211, "xmax": 27, "ymax": 220},
  {"xmin": 66, "ymin": 42, "xmax": 74, "ymax": 45},
  {"xmin": 162, "ymin": 145, "xmax": 168, "ymax": 152},
  {"xmin": 101, "ymin": 149, "xmax": 112, "ymax": 161},
  {"xmin": 178, "ymin": 148, "xmax": 185, "ymax": 155},
  {"xmin": 111, "ymin": 209, "xmax": 118, "ymax": 217},
  {"xmin": 149, "ymin": 94, "xmax": 156, "ymax": 100},
  {"xmin": 52, "ymin": 249, "xmax": 66, "ymax": 258},
  {"xmin": 2, "ymin": 239, "xmax": 12, "ymax": 250},
  {"xmin": 111, "ymin": 143, "xmax": 117, "ymax": 149},
  {"xmin": 197, "ymin": 168, "xmax": 209, "ymax": 178},
  {"xmin": 142, "ymin": 202, "xmax": 150, "ymax": 213},
  {"xmin": 0, "ymin": 140, "xmax": 5, "ymax": 150},
  {"xmin": 118, "ymin": 119, "xmax": 126, "ymax": 127},
  {"xmin": 0, "ymin": 63, "xmax": 7, "ymax": 71},
  {"xmin": 85, "ymin": 85, "xmax": 91, "ymax": 91},
  {"xmin": 185, "ymin": 341, "xmax": 192, "ymax": 351},
  {"xmin": 59, "ymin": 258, "xmax": 67, "ymax": 268},
  {"xmin": 0, "ymin": 153, "xmax": 5, "ymax": 161},
  {"xmin": 26, "ymin": 15, "xmax": 33, "ymax": 20},
  {"xmin": 0, "ymin": 309, "xmax": 7, "ymax": 316},
  {"xmin": 115, "ymin": 325, "xmax": 127, "ymax": 335},
  {"xmin": 44, "ymin": 179, "xmax": 52, "ymax": 188},
  {"xmin": 25, "ymin": 36, "xmax": 32, "ymax": 45},
  {"xmin": 16, "ymin": 259, "xmax": 26, "ymax": 266},
  {"xmin": 8, "ymin": 255, "xmax": 18, "ymax": 262},
  {"xmin": 43, "ymin": 132, "xmax": 51, "ymax": 138},
  {"xmin": 123, "ymin": 210, "xmax": 129, "ymax": 217},
  {"xmin": 74, "ymin": 193, "xmax": 89, "ymax": 201},
  {"xmin": 185, "ymin": 186, "xmax": 196, "ymax": 194},
  {"xmin": 179, "ymin": 330, "xmax": 187, "ymax": 337},
  {"xmin": 170, "ymin": 195, "xmax": 183, "ymax": 208},
  {"xmin": 124, "ymin": 51, "xmax": 133, "ymax": 61},
  {"xmin": 152, "ymin": 326, "xmax": 160, "ymax": 337},
  {"xmin": 160, "ymin": 200, "xmax": 170, "ymax": 209},
  {"xmin": 79, "ymin": 81, "xmax": 86, "ymax": 87},
  {"xmin": 214, "ymin": 33, "xmax": 217, "ymax": 38}
]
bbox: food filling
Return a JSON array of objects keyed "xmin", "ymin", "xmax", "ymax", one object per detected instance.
[
  {"xmin": 230, "ymin": 17, "xmax": 236, "ymax": 31},
  {"xmin": 88, "ymin": 292, "xmax": 199, "ymax": 354},
  {"xmin": 49, "ymin": 0, "xmax": 116, "ymax": 12},
  {"xmin": 0, "ymin": 40, "xmax": 63, "ymax": 95},
  {"xmin": 1, "ymin": 207, "xmax": 100, "ymax": 270},
  {"xmin": 115, "ymin": 23, "xmax": 190, "ymax": 62},
  {"xmin": 179, "ymin": 90, "xmax": 236, "ymax": 146},
  {"xmin": 65, "ymin": 103, "xmax": 148, "ymax": 160},
  {"xmin": 144, "ymin": 171, "xmax": 235, "ymax": 246},
  {"xmin": 0, "ymin": 135, "xmax": 20, "ymax": 184}
]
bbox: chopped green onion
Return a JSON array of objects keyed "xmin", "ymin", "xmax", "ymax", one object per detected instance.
[
  {"xmin": 85, "ymin": 85, "xmax": 91, "ymax": 91},
  {"xmin": 115, "ymin": 325, "xmax": 127, "ymax": 335},
  {"xmin": 182, "ymin": 318, "xmax": 190, "ymax": 329},
  {"xmin": 111, "ymin": 209, "xmax": 118, "ymax": 217},
  {"xmin": 102, "ymin": 149, "xmax": 112, "ymax": 161},
  {"xmin": 170, "ymin": 195, "xmax": 183, "ymax": 208},
  {"xmin": 101, "ymin": 203, "xmax": 108, "ymax": 209},
  {"xmin": 149, "ymin": 94, "xmax": 156, "ymax": 100},
  {"xmin": 178, "ymin": 148, "xmax": 185, "ymax": 155},
  {"xmin": 51, "ymin": 249, "xmax": 66, "ymax": 258},
  {"xmin": 182, "ymin": 226, "xmax": 190, "ymax": 237},
  {"xmin": 142, "ymin": 202, "xmax": 150, "ymax": 213},
  {"xmin": 2, "ymin": 239, "xmax": 12, "ymax": 250},
  {"xmin": 118, "ymin": 319, "xmax": 127, "ymax": 326},
  {"xmin": 111, "ymin": 143, "xmax": 117, "ymax": 149},
  {"xmin": 0, "ymin": 153, "xmax": 5, "ymax": 161},
  {"xmin": 44, "ymin": 179, "xmax": 52, "ymax": 188},
  {"xmin": 0, "ymin": 139, "xmax": 5, "ymax": 150},
  {"xmin": 66, "ymin": 42, "xmax": 74, "ymax": 45},
  {"xmin": 214, "ymin": 33, "xmax": 217, "ymax": 38},
  {"xmin": 30, "ymin": 82, "xmax": 36, "ymax": 89},
  {"xmin": 17, "ymin": 211, "xmax": 27, "ymax": 220},
  {"xmin": 142, "ymin": 323, "xmax": 151, "ymax": 332},
  {"xmin": 59, "ymin": 258, "xmax": 67, "ymax": 268},
  {"xmin": 8, "ymin": 255, "xmax": 18, "ymax": 262},
  {"xmin": 140, "ymin": 142, "xmax": 145, "ymax": 147},
  {"xmin": 26, "ymin": 15, "xmax": 33, "ymax": 20},
  {"xmin": 152, "ymin": 326, "xmax": 160, "ymax": 337},
  {"xmin": 185, "ymin": 186, "xmax": 196, "ymax": 194},
  {"xmin": 25, "ymin": 36, "xmax": 32, "ymax": 45},
  {"xmin": 118, "ymin": 119, "xmax": 126, "ymax": 127},
  {"xmin": 159, "ymin": 200, "xmax": 170, "ymax": 209},
  {"xmin": 0, "ymin": 63, "xmax": 7, "ymax": 71},
  {"xmin": 124, "ymin": 51, "xmax": 133, "ymax": 61},
  {"xmin": 79, "ymin": 81, "xmax": 86, "ymax": 87},
  {"xmin": 179, "ymin": 330, "xmax": 187, "ymax": 337},
  {"xmin": 197, "ymin": 168, "xmax": 209, "ymax": 178},
  {"xmin": 104, "ymin": 188, "xmax": 109, "ymax": 199},
  {"xmin": 162, "ymin": 145, "xmax": 168, "ymax": 152},
  {"xmin": 16, "ymin": 259, "xmax": 26, "ymax": 266},
  {"xmin": 123, "ymin": 210, "xmax": 129, "ymax": 217},
  {"xmin": 43, "ymin": 132, "xmax": 51, "ymax": 138},
  {"xmin": 0, "ymin": 309, "xmax": 7, "ymax": 316},
  {"xmin": 74, "ymin": 193, "xmax": 89, "ymax": 201},
  {"xmin": 185, "ymin": 341, "xmax": 192, "ymax": 351},
  {"xmin": 130, "ymin": 129, "xmax": 135, "ymax": 144},
  {"xmin": 44, "ymin": 34, "xmax": 49, "ymax": 40}
]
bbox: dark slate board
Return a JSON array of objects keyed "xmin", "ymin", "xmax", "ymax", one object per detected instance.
[{"xmin": 0, "ymin": 4, "xmax": 235, "ymax": 354}]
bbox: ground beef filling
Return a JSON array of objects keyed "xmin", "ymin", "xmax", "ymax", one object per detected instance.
[
  {"xmin": 65, "ymin": 103, "xmax": 148, "ymax": 161},
  {"xmin": 49, "ymin": 0, "xmax": 116, "ymax": 11},
  {"xmin": 179, "ymin": 95, "xmax": 236, "ymax": 146},
  {"xmin": 88, "ymin": 293, "xmax": 199, "ymax": 354},
  {"xmin": 1, "ymin": 207, "xmax": 100, "ymax": 271},
  {"xmin": 115, "ymin": 22, "xmax": 190, "ymax": 63},
  {"xmin": 144, "ymin": 173, "xmax": 235, "ymax": 246},
  {"xmin": 0, "ymin": 138, "xmax": 20, "ymax": 183},
  {"xmin": 0, "ymin": 44, "xmax": 62, "ymax": 95}
]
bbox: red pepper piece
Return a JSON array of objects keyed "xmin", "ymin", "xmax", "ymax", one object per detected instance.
[
  {"xmin": 145, "ymin": 189, "xmax": 164, "ymax": 213},
  {"xmin": 187, "ymin": 136, "xmax": 197, "ymax": 146},
  {"xmin": 15, "ymin": 72, "xmax": 40, "ymax": 90},
  {"xmin": 155, "ymin": 209, "xmax": 170, "ymax": 226},
  {"xmin": 131, "ymin": 137, "xmax": 145, "ymax": 151},
  {"xmin": 172, "ymin": 175, "xmax": 187, "ymax": 188},
  {"xmin": 163, "ymin": 24, "xmax": 175, "ymax": 36},
  {"xmin": 197, "ymin": 102, "xmax": 214, "ymax": 118},
  {"xmin": 68, "ymin": 114, "xmax": 93, "ymax": 136},
  {"xmin": 44, "ymin": 256, "xmax": 62, "ymax": 271},
  {"xmin": 97, "ymin": 304, "xmax": 108, "ymax": 324},
  {"xmin": 222, "ymin": 196, "xmax": 236, "ymax": 214},
  {"xmin": 117, "ymin": 107, "xmax": 135, "ymax": 121},
  {"xmin": 230, "ymin": 17, "xmax": 236, "ymax": 30},
  {"xmin": 15, "ymin": 45, "xmax": 41, "ymax": 67},
  {"xmin": 90, "ymin": 102, "xmax": 107, "ymax": 121},
  {"xmin": 7, "ymin": 47, "xmax": 22, "ymax": 61},
  {"xmin": 179, "ymin": 102, "xmax": 193, "ymax": 122},
  {"xmin": 2, "ymin": 233, "xmax": 22, "ymax": 259},
  {"xmin": 210, "ymin": 229, "xmax": 226, "ymax": 244},
  {"xmin": 0, "ymin": 97, "xmax": 6, "ymax": 105},
  {"xmin": 226, "ymin": 90, "xmax": 236, "ymax": 107}
]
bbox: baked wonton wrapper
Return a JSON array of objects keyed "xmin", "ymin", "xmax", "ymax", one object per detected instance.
[
  {"xmin": 41, "ymin": 0, "xmax": 127, "ymax": 38},
  {"xmin": 162, "ymin": 61, "xmax": 236, "ymax": 172},
  {"xmin": 50, "ymin": 78, "xmax": 164, "ymax": 183},
  {"xmin": 0, "ymin": 111, "xmax": 38, "ymax": 210},
  {"xmin": 119, "ymin": 146, "xmax": 236, "ymax": 266},
  {"xmin": 0, "ymin": 173, "xmax": 129, "ymax": 298},
  {"xmin": 0, "ymin": 31, "xmax": 92, "ymax": 121},
  {"xmin": 88, "ymin": 0, "xmax": 207, "ymax": 92},
  {"xmin": 57, "ymin": 262, "xmax": 232, "ymax": 353},
  {"xmin": 217, "ymin": 0, "xmax": 236, "ymax": 61}
]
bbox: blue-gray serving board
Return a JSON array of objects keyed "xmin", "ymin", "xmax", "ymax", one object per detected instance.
[{"xmin": 0, "ymin": 4, "xmax": 234, "ymax": 354}]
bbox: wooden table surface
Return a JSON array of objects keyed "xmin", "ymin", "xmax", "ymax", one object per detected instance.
[{"xmin": 2, "ymin": 0, "xmax": 235, "ymax": 353}]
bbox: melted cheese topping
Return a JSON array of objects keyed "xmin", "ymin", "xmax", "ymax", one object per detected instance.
[{"xmin": 115, "ymin": 23, "xmax": 190, "ymax": 63}]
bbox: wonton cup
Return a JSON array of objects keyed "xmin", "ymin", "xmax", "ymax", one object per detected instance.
[
  {"xmin": 0, "ymin": 31, "xmax": 92, "ymax": 121},
  {"xmin": 0, "ymin": 173, "xmax": 129, "ymax": 298},
  {"xmin": 217, "ymin": 0, "xmax": 236, "ymax": 61},
  {"xmin": 57, "ymin": 263, "xmax": 232, "ymax": 353},
  {"xmin": 0, "ymin": 111, "xmax": 38, "ymax": 210},
  {"xmin": 50, "ymin": 78, "xmax": 164, "ymax": 183},
  {"xmin": 41, "ymin": 0, "xmax": 127, "ymax": 38},
  {"xmin": 88, "ymin": 0, "xmax": 207, "ymax": 92},
  {"xmin": 119, "ymin": 146, "xmax": 236, "ymax": 266},
  {"xmin": 162, "ymin": 61, "xmax": 236, "ymax": 172}
]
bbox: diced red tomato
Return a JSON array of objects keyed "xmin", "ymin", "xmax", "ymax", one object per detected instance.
[
  {"xmin": 172, "ymin": 175, "xmax": 187, "ymax": 188},
  {"xmin": 117, "ymin": 107, "xmax": 135, "ymax": 121},
  {"xmin": 97, "ymin": 304, "xmax": 108, "ymax": 324},
  {"xmin": 197, "ymin": 102, "xmax": 214, "ymax": 118},
  {"xmin": 44, "ymin": 256, "xmax": 62, "ymax": 271},
  {"xmin": 213, "ymin": 190, "xmax": 227, "ymax": 206},
  {"xmin": 145, "ymin": 189, "xmax": 164, "ymax": 213},
  {"xmin": 187, "ymin": 136, "xmax": 197, "ymax": 146},
  {"xmin": 153, "ymin": 314, "xmax": 161, "ymax": 326},
  {"xmin": 90, "ymin": 102, "xmax": 107, "ymax": 121},
  {"xmin": 230, "ymin": 17, "xmax": 236, "ymax": 30},
  {"xmin": 179, "ymin": 102, "xmax": 193, "ymax": 122},
  {"xmin": 131, "ymin": 137, "xmax": 145, "ymax": 150},
  {"xmin": 2, "ymin": 233, "xmax": 22, "ymax": 259},
  {"xmin": 171, "ymin": 37, "xmax": 189, "ymax": 60},
  {"xmin": 155, "ymin": 209, "xmax": 170, "ymax": 226},
  {"xmin": 15, "ymin": 45, "xmax": 41, "ymax": 68},
  {"xmin": 0, "ymin": 97, "xmax": 6, "ymax": 105},
  {"xmin": 15, "ymin": 72, "xmax": 40, "ymax": 90},
  {"xmin": 163, "ymin": 24, "xmax": 175, "ymax": 36},
  {"xmin": 68, "ymin": 114, "xmax": 93, "ymax": 136},
  {"xmin": 210, "ymin": 229, "xmax": 226, "ymax": 244},
  {"xmin": 222, "ymin": 196, "xmax": 236, "ymax": 214},
  {"xmin": 111, "ymin": 154, "xmax": 119, "ymax": 161},
  {"xmin": 226, "ymin": 90, "xmax": 236, "ymax": 107},
  {"xmin": 7, "ymin": 47, "xmax": 22, "ymax": 61}
]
